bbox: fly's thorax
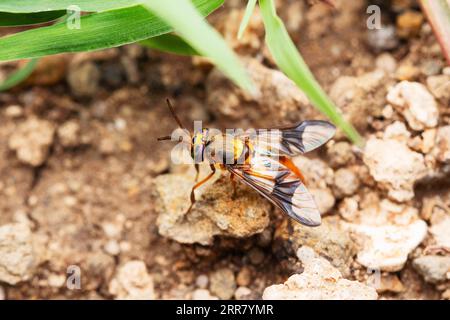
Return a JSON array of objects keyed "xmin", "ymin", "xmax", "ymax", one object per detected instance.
[
  {"xmin": 190, "ymin": 129, "xmax": 207, "ymax": 163},
  {"xmin": 203, "ymin": 133, "xmax": 248, "ymax": 165}
]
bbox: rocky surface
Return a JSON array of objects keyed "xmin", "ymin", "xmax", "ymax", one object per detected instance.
[
  {"xmin": 412, "ymin": 256, "xmax": 450, "ymax": 284},
  {"xmin": 343, "ymin": 199, "xmax": 427, "ymax": 272},
  {"xmin": 274, "ymin": 217, "xmax": 356, "ymax": 277},
  {"xmin": 154, "ymin": 170, "xmax": 270, "ymax": 245},
  {"xmin": 363, "ymin": 137, "xmax": 427, "ymax": 202},
  {"xmin": 387, "ymin": 81, "xmax": 439, "ymax": 131},
  {"xmin": 109, "ymin": 260, "xmax": 155, "ymax": 300},
  {"xmin": 0, "ymin": 224, "xmax": 37, "ymax": 285},
  {"xmin": 8, "ymin": 118, "xmax": 55, "ymax": 167},
  {"xmin": 263, "ymin": 246, "xmax": 378, "ymax": 300}
]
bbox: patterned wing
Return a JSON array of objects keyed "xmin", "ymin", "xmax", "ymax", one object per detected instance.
[
  {"xmin": 227, "ymin": 153, "xmax": 321, "ymax": 226},
  {"xmin": 239, "ymin": 120, "xmax": 335, "ymax": 157}
]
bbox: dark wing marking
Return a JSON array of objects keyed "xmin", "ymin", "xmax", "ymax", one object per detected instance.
[
  {"xmin": 227, "ymin": 154, "xmax": 321, "ymax": 226},
  {"xmin": 280, "ymin": 120, "xmax": 336, "ymax": 155},
  {"xmin": 238, "ymin": 120, "xmax": 335, "ymax": 157}
]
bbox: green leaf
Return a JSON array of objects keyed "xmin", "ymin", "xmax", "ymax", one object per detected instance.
[
  {"xmin": 0, "ymin": 0, "xmax": 222, "ymax": 62},
  {"xmin": 142, "ymin": 0, "xmax": 254, "ymax": 94},
  {"xmin": 0, "ymin": 11, "xmax": 65, "ymax": 26},
  {"xmin": 0, "ymin": 58, "xmax": 39, "ymax": 91},
  {"xmin": 238, "ymin": 0, "xmax": 257, "ymax": 39},
  {"xmin": 0, "ymin": 1, "xmax": 140, "ymax": 13},
  {"xmin": 140, "ymin": 34, "xmax": 199, "ymax": 56},
  {"xmin": 258, "ymin": 0, "xmax": 363, "ymax": 145}
]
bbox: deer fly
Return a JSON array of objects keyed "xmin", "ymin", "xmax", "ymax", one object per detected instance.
[{"xmin": 158, "ymin": 100, "xmax": 335, "ymax": 227}]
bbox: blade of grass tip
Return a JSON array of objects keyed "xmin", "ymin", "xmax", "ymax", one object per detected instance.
[
  {"xmin": 141, "ymin": 0, "xmax": 255, "ymax": 95},
  {"xmin": 238, "ymin": 0, "xmax": 257, "ymax": 40},
  {"xmin": 419, "ymin": 0, "xmax": 450, "ymax": 65},
  {"xmin": 139, "ymin": 33, "xmax": 200, "ymax": 56},
  {"xmin": 258, "ymin": 0, "xmax": 363, "ymax": 146},
  {"xmin": 0, "ymin": 58, "xmax": 39, "ymax": 91}
]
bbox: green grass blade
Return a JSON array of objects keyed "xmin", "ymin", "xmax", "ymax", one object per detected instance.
[
  {"xmin": 238, "ymin": 0, "xmax": 257, "ymax": 39},
  {"xmin": 142, "ymin": 0, "xmax": 254, "ymax": 94},
  {"xmin": 140, "ymin": 34, "xmax": 199, "ymax": 56},
  {"xmin": 0, "ymin": 1, "xmax": 140, "ymax": 13},
  {"xmin": 258, "ymin": 0, "xmax": 363, "ymax": 145},
  {"xmin": 0, "ymin": 0, "xmax": 222, "ymax": 61},
  {"xmin": 0, "ymin": 58, "xmax": 39, "ymax": 91},
  {"xmin": 0, "ymin": 11, "xmax": 65, "ymax": 26}
]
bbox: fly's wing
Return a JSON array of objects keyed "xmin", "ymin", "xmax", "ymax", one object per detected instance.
[
  {"xmin": 239, "ymin": 120, "xmax": 336, "ymax": 157},
  {"xmin": 227, "ymin": 154, "xmax": 321, "ymax": 226}
]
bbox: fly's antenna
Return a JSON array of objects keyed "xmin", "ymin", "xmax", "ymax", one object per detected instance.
[
  {"xmin": 157, "ymin": 99, "xmax": 187, "ymax": 142},
  {"xmin": 166, "ymin": 99, "xmax": 185, "ymax": 129}
]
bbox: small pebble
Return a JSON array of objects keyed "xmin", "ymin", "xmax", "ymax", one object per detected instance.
[
  {"xmin": 209, "ymin": 268, "xmax": 236, "ymax": 300},
  {"xmin": 195, "ymin": 274, "xmax": 209, "ymax": 289},
  {"xmin": 236, "ymin": 266, "xmax": 252, "ymax": 287},
  {"xmin": 4, "ymin": 105, "xmax": 23, "ymax": 118},
  {"xmin": 234, "ymin": 286, "xmax": 252, "ymax": 300}
]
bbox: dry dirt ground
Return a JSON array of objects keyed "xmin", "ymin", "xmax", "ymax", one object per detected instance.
[{"xmin": 0, "ymin": 0, "xmax": 449, "ymax": 300}]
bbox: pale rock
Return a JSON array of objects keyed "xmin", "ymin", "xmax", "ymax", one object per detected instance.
[
  {"xmin": 4, "ymin": 105, "xmax": 23, "ymax": 118},
  {"xmin": 376, "ymin": 274, "xmax": 405, "ymax": 293},
  {"xmin": 8, "ymin": 118, "xmax": 55, "ymax": 167},
  {"xmin": 293, "ymin": 156, "xmax": 334, "ymax": 189},
  {"xmin": 413, "ymin": 255, "xmax": 450, "ymax": 283},
  {"xmin": 209, "ymin": 268, "xmax": 236, "ymax": 300},
  {"xmin": 326, "ymin": 141, "xmax": 355, "ymax": 168},
  {"xmin": 104, "ymin": 240, "xmax": 120, "ymax": 256},
  {"xmin": 367, "ymin": 25, "xmax": 398, "ymax": 51},
  {"xmin": 330, "ymin": 70, "xmax": 389, "ymax": 131},
  {"xmin": 432, "ymin": 126, "xmax": 450, "ymax": 163},
  {"xmin": 57, "ymin": 120, "xmax": 81, "ymax": 148},
  {"xmin": 154, "ymin": 172, "xmax": 270, "ymax": 245},
  {"xmin": 430, "ymin": 216, "xmax": 450, "ymax": 249},
  {"xmin": 375, "ymin": 53, "xmax": 397, "ymax": 74},
  {"xmin": 0, "ymin": 223, "xmax": 37, "ymax": 284},
  {"xmin": 262, "ymin": 246, "xmax": 378, "ymax": 300},
  {"xmin": 421, "ymin": 129, "xmax": 437, "ymax": 154},
  {"xmin": 347, "ymin": 220, "xmax": 427, "ymax": 272},
  {"xmin": 109, "ymin": 260, "xmax": 155, "ymax": 300},
  {"xmin": 47, "ymin": 273, "xmax": 66, "ymax": 288},
  {"xmin": 333, "ymin": 168, "xmax": 360, "ymax": 198},
  {"xmin": 383, "ymin": 121, "xmax": 411, "ymax": 142},
  {"xmin": 309, "ymin": 188, "xmax": 335, "ymax": 214},
  {"xmin": 343, "ymin": 199, "xmax": 427, "ymax": 272},
  {"xmin": 382, "ymin": 104, "xmax": 394, "ymax": 119},
  {"xmin": 192, "ymin": 289, "xmax": 219, "ymax": 300},
  {"xmin": 363, "ymin": 137, "xmax": 427, "ymax": 202},
  {"xmin": 274, "ymin": 217, "xmax": 356, "ymax": 276},
  {"xmin": 195, "ymin": 274, "xmax": 209, "ymax": 289},
  {"xmin": 0, "ymin": 286, "xmax": 4, "ymax": 300},
  {"xmin": 386, "ymin": 81, "xmax": 439, "ymax": 130},
  {"xmin": 338, "ymin": 196, "xmax": 359, "ymax": 221},
  {"xmin": 234, "ymin": 286, "xmax": 252, "ymax": 300},
  {"xmin": 426, "ymin": 74, "xmax": 450, "ymax": 103}
]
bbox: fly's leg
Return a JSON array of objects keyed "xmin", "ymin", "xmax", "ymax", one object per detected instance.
[
  {"xmin": 230, "ymin": 173, "xmax": 237, "ymax": 199},
  {"xmin": 185, "ymin": 165, "xmax": 216, "ymax": 215},
  {"xmin": 194, "ymin": 163, "xmax": 199, "ymax": 182}
]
